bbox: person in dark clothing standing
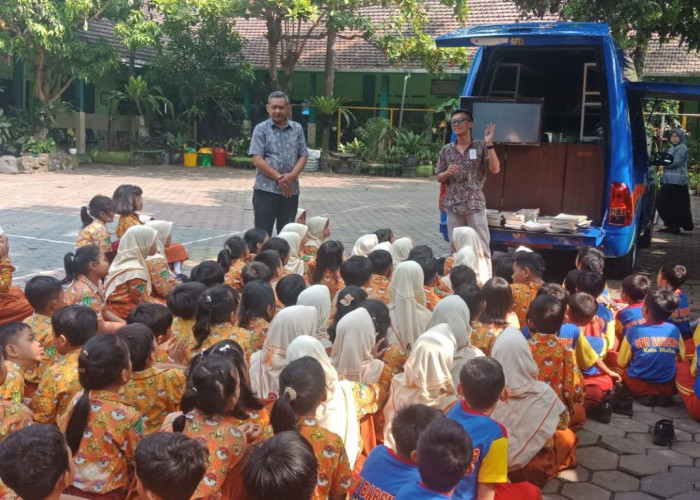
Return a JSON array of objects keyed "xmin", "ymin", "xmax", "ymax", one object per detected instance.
[{"xmin": 657, "ymin": 128, "xmax": 694, "ymax": 234}]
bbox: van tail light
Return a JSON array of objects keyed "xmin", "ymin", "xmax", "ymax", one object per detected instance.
[{"xmin": 608, "ymin": 182, "xmax": 634, "ymax": 226}]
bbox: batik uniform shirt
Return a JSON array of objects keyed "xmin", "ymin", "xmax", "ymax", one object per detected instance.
[
  {"xmin": 364, "ymin": 274, "xmax": 391, "ymax": 305},
  {"xmin": 161, "ymin": 410, "xmax": 247, "ymax": 500},
  {"xmin": 301, "ymin": 245, "xmax": 319, "ymax": 260},
  {"xmin": 435, "ymin": 140, "xmax": 490, "ymax": 216},
  {"xmin": 243, "ymin": 317, "xmax": 270, "ymax": 355},
  {"xmin": 0, "ymin": 401, "xmax": 33, "ymax": 500},
  {"xmin": 1, "ymin": 362, "xmax": 24, "ymax": 404},
  {"xmin": 443, "ymin": 256, "xmax": 455, "ymax": 277},
  {"xmin": 299, "ymin": 417, "xmax": 354, "ymax": 500},
  {"xmin": 618, "ymin": 322, "xmax": 684, "ymax": 384},
  {"xmin": 529, "ymin": 333, "xmax": 584, "ymax": 412},
  {"xmin": 76, "ymin": 220, "xmax": 112, "ymax": 253},
  {"xmin": 670, "ymin": 289, "xmax": 692, "ymax": 338},
  {"xmin": 510, "ymin": 282, "xmax": 542, "ymax": 328},
  {"xmin": 470, "ymin": 322, "xmax": 506, "ymax": 357},
  {"xmin": 223, "ymin": 259, "xmax": 246, "ymax": 293},
  {"xmin": 0, "ymin": 258, "xmax": 13, "ymax": 293},
  {"xmin": 423, "ymin": 286, "xmax": 445, "ymax": 311},
  {"xmin": 314, "ymin": 268, "xmax": 345, "ymax": 298},
  {"xmin": 376, "ymin": 364, "xmax": 394, "ymax": 400},
  {"xmin": 23, "ymin": 312, "xmax": 57, "ymax": 384},
  {"xmin": 119, "ymin": 366, "xmax": 186, "ymax": 434},
  {"xmin": 231, "ymin": 408, "xmax": 273, "ymax": 441},
  {"xmin": 381, "ymin": 343, "xmax": 408, "ymax": 376},
  {"xmin": 58, "ymin": 390, "xmax": 143, "ymax": 495},
  {"xmin": 64, "ymin": 276, "xmax": 106, "ymax": 322},
  {"xmin": 181, "ymin": 323, "xmax": 252, "ymax": 365},
  {"xmin": 147, "ymin": 258, "xmax": 178, "ymax": 302},
  {"xmin": 352, "ymin": 381, "xmax": 385, "ymax": 419},
  {"xmin": 106, "ymin": 278, "xmax": 151, "ymax": 320},
  {"xmin": 353, "ymin": 445, "xmax": 420, "ymax": 500},
  {"xmin": 31, "ymin": 349, "xmax": 81, "ymax": 425},
  {"xmin": 115, "ymin": 213, "xmax": 141, "ymax": 239},
  {"xmin": 615, "ymin": 303, "xmax": 645, "ymax": 342}
]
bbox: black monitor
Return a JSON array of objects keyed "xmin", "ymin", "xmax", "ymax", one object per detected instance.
[{"xmin": 459, "ymin": 97, "xmax": 544, "ymax": 146}]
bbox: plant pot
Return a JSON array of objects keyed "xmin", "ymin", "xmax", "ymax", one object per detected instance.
[
  {"xmin": 319, "ymin": 157, "xmax": 332, "ymax": 172},
  {"xmin": 170, "ymin": 151, "xmax": 184, "ymax": 164},
  {"xmin": 349, "ymin": 158, "xmax": 362, "ymax": 174},
  {"xmin": 68, "ymin": 148, "xmax": 77, "ymax": 155},
  {"xmin": 690, "ymin": 189, "xmax": 697, "ymax": 196}
]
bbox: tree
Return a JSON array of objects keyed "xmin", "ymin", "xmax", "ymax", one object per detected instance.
[{"xmin": 109, "ymin": 76, "xmax": 173, "ymax": 139}]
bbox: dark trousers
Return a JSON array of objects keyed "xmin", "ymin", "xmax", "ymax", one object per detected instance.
[{"xmin": 253, "ymin": 189, "xmax": 299, "ymax": 236}]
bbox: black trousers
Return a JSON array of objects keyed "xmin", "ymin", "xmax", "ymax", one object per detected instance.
[
  {"xmin": 253, "ymin": 189, "xmax": 299, "ymax": 236},
  {"xmin": 658, "ymin": 184, "xmax": 694, "ymax": 231}
]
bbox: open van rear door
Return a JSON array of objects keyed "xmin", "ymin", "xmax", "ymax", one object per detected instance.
[{"xmin": 626, "ymin": 81, "xmax": 700, "ymax": 101}]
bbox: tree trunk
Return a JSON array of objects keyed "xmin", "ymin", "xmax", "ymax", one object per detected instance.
[
  {"xmin": 631, "ymin": 42, "xmax": 648, "ymax": 80},
  {"xmin": 266, "ymin": 14, "xmax": 282, "ymax": 90},
  {"xmin": 324, "ymin": 28, "xmax": 337, "ymax": 97},
  {"xmin": 321, "ymin": 125, "xmax": 330, "ymax": 154}
]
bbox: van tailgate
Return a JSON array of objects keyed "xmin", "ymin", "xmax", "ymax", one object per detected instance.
[{"xmin": 490, "ymin": 226, "xmax": 605, "ymax": 250}]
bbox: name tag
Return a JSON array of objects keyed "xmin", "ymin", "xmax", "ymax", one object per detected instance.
[{"xmin": 468, "ymin": 149, "xmax": 477, "ymax": 160}]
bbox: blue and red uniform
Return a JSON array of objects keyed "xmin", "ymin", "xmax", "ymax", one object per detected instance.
[
  {"xmin": 353, "ymin": 445, "xmax": 420, "ymax": 500},
  {"xmin": 396, "ymin": 482, "xmax": 452, "ymax": 499},
  {"xmin": 669, "ymin": 289, "xmax": 691, "ymax": 339}
]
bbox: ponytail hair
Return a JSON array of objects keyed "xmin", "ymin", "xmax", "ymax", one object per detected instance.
[
  {"xmin": 62, "ymin": 245, "xmax": 102, "ymax": 285},
  {"xmin": 238, "ymin": 281, "xmax": 275, "ymax": 327},
  {"xmin": 64, "ymin": 334, "xmax": 130, "ymax": 454},
  {"xmin": 173, "ymin": 354, "xmax": 239, "ymax": 432},
  {"xmin": 217, "ymin": 236, "xmax": 247, "ymax": 273},
  {"xmin": 80, "ymin": 195, "xmax": 113, "ymax": 227},
  {"xmin": 193, "ymin": 284, "xmax": 239, "ymax": 349},
  {"xmin": 313, "ymin": 240, "xmax": 344, "ymax": 284},
  {"xmin": 270, "ymin": 357, "xmax": 325, "ymax": 434}
]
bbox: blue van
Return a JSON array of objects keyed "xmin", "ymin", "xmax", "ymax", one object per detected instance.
[{"xmin": 435, "ymin": 22, "xmax": 700, "ymax": 273}]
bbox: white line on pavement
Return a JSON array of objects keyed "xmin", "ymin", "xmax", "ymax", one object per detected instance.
[{"xmin": 7, "ymin": 234, "xmax": 75, "ymax": 245}]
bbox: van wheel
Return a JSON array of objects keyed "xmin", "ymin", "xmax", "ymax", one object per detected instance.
[
  {"xmin": 606, "ymin": 241, "xmax": 637, "ymax": 279},
  {"xmin": 637, "ymin": 220, "xmax": 653, "ymax": 248}
]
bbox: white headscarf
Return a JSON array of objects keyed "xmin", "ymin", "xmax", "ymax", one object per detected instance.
[
  {"xmin": 428, "ymin": 296, "xmax": 484, "ymax": 387},
  {"xmin": 352, "ymin": 234, "xmax": 379, "ymax": 257},
  {"xmin": 297, "ymin": 285, "xmax": 332, "ymax": 347},
  {"xmin": 286, "ymin": 336, "xmax": 361, "ymax": 468},
  {"xmin": 331, "ymin": 308, "xmax": 385, "ymax": 384},
  {"xmin": 452, "ymin": 226, "xmax": 491, "ymax": 284},
  {"xmin": 295, "ymin": 208, "xmax": 306, "ymax": 223},
  {"xmin": 145, "ymin": 220, "xmax": 172, "ymax": 261},
  {"xmin": 249, "ymin": 305, "xmax": 318, "ymax": 399},
  {"xmin": 105, "ymin": 225, "xmax": 157, "ymax": 298},
  {"xmin": 491, "ymin": 327, "xmax": 566, "ymax": 470},
  {"xmin": 280, "ymin": 223, "xmax": 308, "ymax": 241},
  {"xmin": 277, "ymin": 232, "xmax": 306, "ymax": 276},
  {"xmin": 388, "ymin": 261, "xmax": 432, "ymax": 351},
  {"xmin": 383, "ymin": 326, "xmax": 457, "ymax": 447},
  {"xmin": 372, "ymin": 242, "xmax": 393, "ymax": 253},
  {"xmin": 441, "ymin": 246, "xmax": 478, "ymax": 291},
  {"xmin": 306, "ymin": 217, "xmax": 328, "ymax": 249},
  {"xmin": 390, "ymin": 237, "xmax": 414, "ymax": 265}
]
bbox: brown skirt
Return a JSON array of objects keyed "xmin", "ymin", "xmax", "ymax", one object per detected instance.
[
  {"xmin": 0, "ymin": 286, "xmax": 33, "ymax": 326},
  {"xmin": 508, "ymin": 428, "xmax": 578, "ymax": 487}
]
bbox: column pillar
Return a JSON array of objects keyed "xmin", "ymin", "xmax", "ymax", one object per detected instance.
[
  {"xmin": 307, "ymin": 73, "xmax": 317, "ymax": 147},
  {"xmin": 75, "ymin": 79, "xmax": 86, "ymax": 154},
  {"xmin": 379, "ymin": 75, "xmax": 390, "ymax": 119}
]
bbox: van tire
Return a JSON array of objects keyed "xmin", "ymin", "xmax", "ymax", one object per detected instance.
[{"xmin": 606, "ymin": 241, "xmax": 637, "ymax": 278}]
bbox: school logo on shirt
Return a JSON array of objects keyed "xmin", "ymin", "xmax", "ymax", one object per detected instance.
[{"xmin": 633, "ymin": 336, "xmax": 679, "ymax": 353}]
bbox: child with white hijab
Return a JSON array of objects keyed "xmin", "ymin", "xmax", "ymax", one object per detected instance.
[
  {"xmin": 302, "ymin": 216, "xmax": 329, "ymax": 257},
  {"xmin": 277, "ymin": 232, "xmax": 306, "ymax": 277},
  {"xmin": 427, "ymin": 295, "xmax": 484, "ymax": 388},
  {"xmin": 144, "ymin": 220, "xmax": 178, "ymax": 301},
  {"xmin": 296, "ymin": 284, "xmax": 332, "ymax": 348},
  {"xmin": 248, "ymin": 304, "xmax": 318, "ymax": 400},
  {"xmin": 389, "ymin": 237, "xmax": 414, "ymax": 266},
  {"xmin": 440, "ymin": 245, "xmax": 478, "ymax": 291},
  {"xmin": 446, "ymin": 226, "xmax": 491, "ymax": 284},
  {"xmin": 387, "ymin": 261, "xmax": 432, "ymax": 353},
  {"xmin": 280, "ymin": 222, "xmax": 308, "ymax": 243},
  {"xmin": 352, "ymin": 234, "xmax": 379, "ymax": 257}
]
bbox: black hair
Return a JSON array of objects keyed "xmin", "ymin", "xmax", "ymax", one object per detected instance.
[
  {"xmin": 116, "ymin": 323, "xmax": 156, "ymax": 372},
  {"xmin": 127, "ymin": 303, "xmax": 174, "ymax": 339},
  {"xmin": 312, "ymin": 240, "xmax": 344, "ymax": 284},
  {"xmin": 276, "ymin": 274, "xmax": 307, "ymax": 307},
  {"xmin": 645, "ymin": 287, "xmax": 681, "ymax": 323},
  {"xmin": 254, "ymin": 250, "xmax": 283, "ymax": 276},
  {"xmin": 360, "ymin": 300, "xmax": 391, "ymax": 343},
  {"xmin": 576, "ymin": 270, "xmax": 605, "ymax": 297},
  {"xmin": 244, "ymin": 228, "xmax": 269, "ymax": 254},
  {"xmin": 242, "ymin": 262, "xmax": 274, "ymax": 284},
  {"xmin": 271, "ymin": 357, "xmax": 326, "ymax": 434},
  {"xmin": 374, "ymin": 228, "xmax": 394, "ymax": 243},
  {"xmin": 62, "ymin": 244, "xmax": 102, "ymax": 285},
  {"xmin": 24, "ymin": 275, "xmax": 63, "ymax": 312},
  {"xmin": 0, "ymin": 424, "xmax": 70, "ymax": 500},
  {"xmin": 513, "ymin": 250, "xmax": 545, "ymax": 279},
  {"xmin": 621, "ymin": 274, "xmax": 651, "ymax": 302},
  {"xmin": 0, "ymin": 322, "xmax": 31, "ymax": 356},
  {"xmin": 456, "ymin": 285, "xmax": 485, "ymax": 321},
  {"xmin": 563, "ymin": 269, "xmax": 581, "ymax": 295},
  {"xmin": 407, "ymin": 245, "xmax": 435, "ymax": 261},
  {"xmin": 167, "ymin": 282, "xmax": 207, "ymax": 320},
  {"xmin": 494, "ymin": 255, "xmax": 515, "ymax": 283},
  {"xmin": 567, "ymin": 292, "xmax": 598, "ymax": 325},
  {"xmin": 262, "ymin": 237, "xmax": 290, "ymax": 263},
  {"xmin": 450, "ymin": 265, "xmax": 477, "ymax": 291},
  {"xmin": 417, "ymin": 418, "xmax": 473, "ymax": 493},
  {"xmin": 480, "ymin": 277, "xmax": 513, "ymax": 325},
  {"xmin": 65, "ymin": 334, "xmax": 131, "ymax": 454},
  {"xmin": 135, "ymin": 432, "xmax": 208, "ymax": 500},
  {"xmin": 173, "ymin": 354, "xmax": 239, "ymax": 431},
  {"xmin": 239, "ymin": 281, "xmax": 275, "ymax": 327},
  {"xmin": 193, "ymin": 284, "xmax": 239, "ymax": 349},
  {"xmin": 451, "ymin": 108, "xmax": 474, "ymax": 121},
  {"xmin": 536, "ymin": 283, "xmax": 569, "ymax": 305},
  {"xmin": 328, "ymin": 286, "xmax": 368, "ymax": 343},
  {"xmin": 52, "ymin": 305, "xmax": 97, "ymax": 347},
  {"xmin": 217, "ymin": 236, "xmax": 248, "ymax": 273},
  {"xmin": 190, "ymin": 260, "xmax": 225, "ymax": 287},
  {"xmin": 243, "ymin": 431, "xmax": 318, "ymax": 500},
  {"xmin": 410, "ymin": 256, "xmax": 437, "ymax": 286},
  {"xmin": 459, "ymin": 357, "xmax": 505, "ymax": 410},
  {"xmin": 527, "ymin": 295, "xmax": 566, "ymax": 334},
  {"xmin": 391, "ymin": 404, "xmax": 444, "ymax": 459},
  {"xmin": 368, "ymin": 249, "xmax": 392, "ymax": 275},
  {"xmin": 577, "ymin": 246, "xmax": 605, "ymax": 275},
  {"xmin": 112, "ymin": 184, "xmax": 143, "ymax": 215},
  {"xmin": 80, "ymin": 195, "xmax": 113, "ymax": 227},
  {"xmin": 340, "ymin": 255, "xmax": 373, "ymax": 287},
  {"xmin": 659, "ymin": 263, "xmax": 687, "ymax": 290}
]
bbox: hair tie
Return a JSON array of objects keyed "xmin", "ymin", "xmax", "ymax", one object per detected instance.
[
  {"xmin": 339, "ymin": 293, "xmax": 354, "ymax": 307},
  {"xmin": 204, "ymin": 294, "xmax": 213, "ymax": 304},
  {"xmin": 191, "ymin": 386, "xmax": 198, "ymax": 393},
  {"xmin": 81, "ymin": 350, "xmax": 89, "ymax": 357},
  {"xmin": 284, "ymin": 386, "xmax": 297, "ymax": 401}
]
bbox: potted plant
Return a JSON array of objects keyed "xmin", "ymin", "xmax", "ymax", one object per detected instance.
[
  {"xmin": 67, "ymin": 128, "xmax": 77, "ymax": 155},
  {"xmin": 689, "ymin": 170, "xmax": 699, "ymax": 196},
  {"xmin": 306, "ymin": 96, "xmax": 354, "ymax": 159},
  {"xmin": 356, "ymin": 117, "xmax": 390, "ymax": 170},
  {"xmin": 164, "ymin": 132, "xmax": 188, "ymax": 164},
  {"xmin": 338, "ymin": 138, "xmax": 365, "ymax": 174},
  {"xmin": 396, "ymin": 130, "xmax": 425, "ymax": 177}
]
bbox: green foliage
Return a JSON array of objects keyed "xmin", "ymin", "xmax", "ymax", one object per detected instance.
[
  {"xmin": 22, "ymin": 136, "xmax": 57, "ymax": 154},
  {"xmin": 688, "ymin": 169, "xmax": 699, "ymax": 191},
  {"xmin": 163, "ymin": 132, "xmax": 189, "ymax": 152},
  {"xmin": 224, "ymin": 136, "xmax": 252, "ymax": 156},
  {"xmin": 306, "ymin": 96, "xmax": 354, "ymax": 126},
  {"xmin": 0, "ymin": 109, "xmax": 16, "ymax": 150},
  {"xmin": 110, "ymin": 76, "xmax": 174, "ymax": 118},
  {"xmin": 356, "ymin": 117, "xmax": 391, "ymax": 161},
  {"xmin": 395, "ymin": 130, "xmax": 426, "ymax": 155},
  {"xmin": 338, "ymin": 138, "xmax": 366, "ymax": 156},
  {"xmin": 687, "ymin": 135, "xmax": 700, "ymax": 169}
]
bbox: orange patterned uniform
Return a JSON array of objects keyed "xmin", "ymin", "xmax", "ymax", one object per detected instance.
[
  {"xmin": 299, "ymin": 417, "xmax": 354, "ymax": 499},
  {"xmin": 224, "ymin": 259, "xmax": 246, "ymax": 293},
  {"xmin": 364, "ymin": 274, "xmax": 391, "ymax": 304},
  {"xmin": 115, "ymin": 213, "xmax": 141, "ymax": 239},
  {"xmin": 106, "ymin": 278, "xmax": 151, "ymax": 320},
  {"xmin": 76, "ymin": 220, "xmax": 112, "ymax": 252},
  {"xmin": 31, "ymin": 349, "xmax": 82, "ymax": 424},
  {"xmin": 511, "ymin": 282, "xmax": 542, "ymax": 328},
  {"xmin": 470, "ymin": 321, "xmax": 506, "ymax": 357},
  {"xmin": 64, "ymin": 276, "xmax": 106, "ymax": 321},
  {"xmin": 147, "ymin": 258, "xmax": 178, "ymax": 301},
  {"xmin": 0, "ymin": 362, "xmax": 25, "ymax": 404},
  {"xmin": 529, "ymin": 333, "xmax": 584, "ymax": 413},
  {"xmin": 242, "ymin": 317, "xmax": 270, "ymax": 355}
]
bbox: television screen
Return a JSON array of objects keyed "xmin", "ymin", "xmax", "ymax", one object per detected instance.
[{"xmin": 460, "ymin": 97, "xmax": 544, "ymax": 145}]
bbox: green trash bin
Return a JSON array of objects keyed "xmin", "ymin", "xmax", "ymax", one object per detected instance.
[{"xmin": 198, "ymin": 147, "xmax": 213, "ymax": 167}]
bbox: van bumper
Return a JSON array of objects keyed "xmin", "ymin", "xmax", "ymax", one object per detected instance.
[{"xmin": 489, "ymin": 226, "xmax": 605, "ymax": 250}]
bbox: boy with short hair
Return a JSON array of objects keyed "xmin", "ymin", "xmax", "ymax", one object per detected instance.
[
  {"xmin": 449, "ymin": 265, "xmax": 477, "ymax": 294},
  {"xmin": 576, "ymin": 271, "xmax": 616, "ymax": 349},
  {"xmin": 31, "ymin": 305, "xmax": 97, "ymax": 424},
  {"xmin": 365, "ymin": 250, "xmax": 392, "ymax": 304},
  {"xmin": 395, "ymin": 418, "xmax": 474, "ymax": 499},
  {"xmin": 412, "ymin": 256, "xmax": 445, "ymax": 311},
  {"xmin": 456, "ymin": 285, "xmax": 485, "ymax": 325},
  {"xmin": 128, "ymin": 302, "xmax": 182, "ymax": 364},
  {"xmin": 241, "ymin": 262, "xmax": 274, "ymax": 285},
  {"xmin": 353, "ymin": 404, "xmax": 444, "ymax": 499},
  {"xmin": 341, "ymin": 256, "xmax": 374, "ymax": 288},
  {"xmin": 0, "ymin": 321, "xmax": 43, "ymax": 403},
  {"xmin": 189, "ymin": 260, "xmax": 225, "ymax": 286},
  {"xmin": 615, "ymin": 274, "xmax": 651, "ymax": 341},
  {"xmin": 117, "ymin": 324, "xmax": 186, "ymax": 433},
  {"xmin": 511, "ymin": 251, "xmax": 545, "ymax": 327},
  {"xmin": 167, "ymin": 282, "xmax": 207, "ymax": 355},
  {"xmin": 657, "ymin": 263, "xmax": 691, "ymax": 339},
  {"xmin": 135, "ymin": 432, "xmax": 208, "ymax": 500},
  {"xmin": 276, "ymin": 274, "xmax": 307, "ymax": 307}
]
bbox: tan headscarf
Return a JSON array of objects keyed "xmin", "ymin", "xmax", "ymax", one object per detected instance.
[
  {"xmin": 286, "ymin": 336, "xmax": 361, "ymax": 468},
  {"xmin": 452, "ymin": 226, "xmax": 491, "ymax": 284},
  {"xmin": 277, "ymin": 232, "xmax": 306, "ymax": 276},
  {"xmin": 388, "ymin": 260, "xmax": 432, "ymax": 351},
  {"xmin": 372, "ymin": 242, "xmax": 393, "ymax": 253},
  {"xmin": 297, "ymin": 285, "xmax": 332, "ymax": 347},
  {"xmin": 305, "ymin": 217, "xmax": 328, "ymax": 249},
  {"xmin": 145, "ymin": 220, "xmax": 172, "ymax": 261},
  {"xmin": 383, "ymin": 326, "xmax": 457, "ymax": 447},
  {"xmin": 441, "ymin": 246, "xmax": 478, "ymax": 291},
  {"xmin": 491, "ymin": 327, "xmax": 565, "ymax": 470},
  {"xmin": 352, "ymin": 234, "xmax": 379, "ymax": 257},
  {"xmin": 104, "ymin": 225, "xmax": 157, "ymax": 298},
  {"xmin": 280, "ymin": 223, "xmax": 308, "ymax": 241},
  {"xmin": 331, "ymin": 308, "xmax": 385, "ymax": 384},
  {"xmin": 428, "ymin": 296, "xmax": 484, "ymax": 387},
  {"xmin": 295, "ymin": 208, "xmax": 306, "ymax": 223},
  {"xmin": 390, "ymin": 237, "xmax": 414, "ymax": 265},
  {"xmin": 249, "ymin": 305, "xmax": 318, "ymax": 399}
]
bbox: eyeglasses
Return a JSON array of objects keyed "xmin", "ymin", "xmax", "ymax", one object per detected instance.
[{"xmin": 450, "ymin": 117, "xmax": 472, "ymax": 126}]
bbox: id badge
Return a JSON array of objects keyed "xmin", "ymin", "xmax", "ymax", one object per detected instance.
[{"xmin": 468, "ymin": 149, "xmax": 477, "ymax": 160}]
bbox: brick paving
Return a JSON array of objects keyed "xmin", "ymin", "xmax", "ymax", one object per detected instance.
[{"xmin": 1, "ymin": 163, "xmax": 700, "ymax": 499}]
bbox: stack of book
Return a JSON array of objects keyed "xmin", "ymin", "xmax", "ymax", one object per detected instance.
[
  {"xmin": 537, "ymin": 214, "xmax": 591, "ymax": 233},
  {"xmin": 486, "ymin": 209, "xmax": 502, "ymax": 226},
  {"xmin": 515, "ymin": 208, "xmax": 540, "ymax": 222},
  {"xmin": 523, "ymin": 220, "xmax": 551, "ymax": 232},
  {"xmin": 503, "ymin": 212, "xmax": 525, "ymax": 229}
]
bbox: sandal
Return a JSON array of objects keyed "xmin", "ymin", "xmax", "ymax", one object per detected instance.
[{"xmin": 652, "ymin": 419, "xmax": 674, "ymax": 446}]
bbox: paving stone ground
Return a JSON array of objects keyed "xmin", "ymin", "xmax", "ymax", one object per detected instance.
[{"xmin": 2, "ymin": 163, "xmax": 700, "ymax": 499}]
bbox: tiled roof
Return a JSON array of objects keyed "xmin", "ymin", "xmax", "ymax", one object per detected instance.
[
  {"xmin": 644, "ymin": 38, "xmax": 700, "ymax": 77},
  {"xmin": 78, "ymin": 19, "xmax": 157, "ymax": 68}
]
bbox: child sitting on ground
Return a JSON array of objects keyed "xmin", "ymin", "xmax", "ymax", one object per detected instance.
[
  {"xmin": 365, "ymin": 249, "xmax": 392, "ymax": 304},
  {"xmin": 448, "ymin": 265, "xmax": 478, "ymax": 294},
  {"xmin": 75, "ymin": 195, "xmax": 114, "ymax": 253},
  {"xmin": 278, "ymin": 231, "xmax": 309, "ymax": 278},
  {"xmin": 276, "ymin": 274, "xmax": 307, "ymax": 307},
  {"xmin": 241, "ymin": 261, "xmax": 274, "ymax": 285},
  {"xmin": 127, "ymin": 302, "xmax": 178, "ymax": 362},
  {"xmin": 470, "ymin": 278, "xmax": 513, "ymax": 356},
  {"xmin": 616, "ymin": 274, "xmax": 651, "ymax": 341},
  {"xmin": 113, "ymin": 184, "xmax": 145, "ymax": 239},
  {"xmin": 311, "ymin": 241, "xmax": 346, "ymax": 298},
  {"xmin": 31, "ymin": 305, "xmax": 97, "ymax": 425},
  {"xmin": 262, "ymin": 237, "xmax": 291, "ymax": 273},
  {"xmin": 166, "ymin": 282, "xmax": 206, "ymax": 357},
  {"xmin": 657, "ymin": 263, "xmax": 692, "ymax": 340},
  {"xmin": 0, "ymin": 321, "xmax": 43, "ymax": 403},
  {"xmin": 413, "ymin": 256, "xmax": 445, "ymax": 311},
  {"xmin": 510, "ymin": 250, "xmax": 545, "ymax": 327},
  {"xmin": 238, "ymin": 281, "xmax": 276, "ymax": 353},
  {"xmin": 189, "ymin": 260, "xmax": 225, "ymax": 286},
  {"xmin": 145, "ymin": 220, "xmax": 180, "ymax": 302},
  {"xmin": 218, "ymin": 236, "xmax": 250, "ymax": 293},
  {"xmin": 243, "ymin": 228, "xmax": 269, "ymax": 257},
  {"xmin": 457, "ymin": 285, "xmax": 485, "ymax": 327},
  {"xmin": 302, "ymin": 216, "xmax": 330, "ymax": 258},
  {"xmin": 0, "ymin": 234, "xmax": 33, "ymax": 327},
  {"xmin": 341, "ymin": 255, "xmax": 374, "ymax": 291},
  {"xmin": 576, "ymin": 271, "xmax": 616, "ymax": 350},
  {"xmin": 354, "ymin": 404, "xmax": 443, "ymax": 499}
]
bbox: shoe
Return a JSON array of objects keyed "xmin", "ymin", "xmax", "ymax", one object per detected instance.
[
  {"xmin": 658, "ymin": 227, "xmax": 681, "ymax": 234},
  {"xmin": 610, "ymin": 383, "xmax": 634, "ymax": 416},
  {"xmin": 591, "ymin": 395, "xmax": 613, "ymax": 424},
  {"xmin": 637, "ymin": 395, "xmax": 656, "ymax": 407},
  {"xmin": 652, "ymin": 419, "xmax": 674, "ymax": 446}
]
